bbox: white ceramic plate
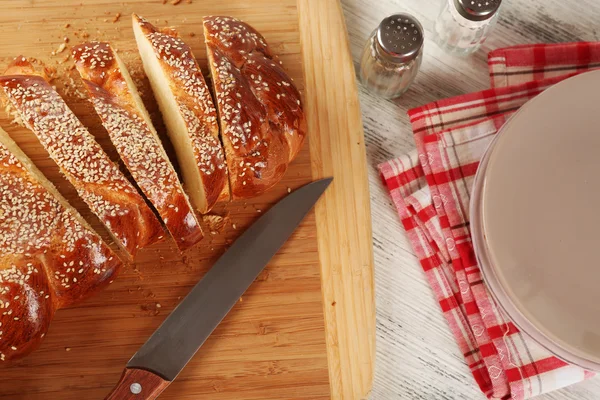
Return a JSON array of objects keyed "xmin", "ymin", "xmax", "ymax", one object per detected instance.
[{"xmin": 471, "ymin": 69, "xmax": 600, "ymax": 370}]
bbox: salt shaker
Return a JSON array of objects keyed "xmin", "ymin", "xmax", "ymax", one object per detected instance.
[
  {"xmin": 359, "ymin": 13, "xmax": 424, "ymax": 99},
  {"xmin": 434, "ymin": 0, "xmax": 502, "ymax": 56}
]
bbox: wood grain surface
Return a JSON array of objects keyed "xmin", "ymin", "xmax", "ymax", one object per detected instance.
[
  {"xmin": 298, "ymin": 1, "xmax": 375, "ymax": 399},
  {"xmin": 340, "ymin": 0, "xmax": 600, "ymax": 399},
  {"xmin": 0, "ymin": 1, "xmax": 374, "ymax": 399}
]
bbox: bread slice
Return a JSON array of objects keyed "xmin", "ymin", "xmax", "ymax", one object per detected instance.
[
  {"xmin": 0, "ymin": 125, "xmax": 122, "ymax": 362},
  {"xmin": 203, "ymin": 16, "xmax": 306, "ymax": 199},
  {"xmin": 72, "ymin": 42, "xmax": 204, "ymax": 251},
  {"xmin": 0, "ymin": 56, "xmax": 164, "ymax": 258},
  {"xmin": 132, "ymin": 14, "xmax": 229, "ymax": 214}
]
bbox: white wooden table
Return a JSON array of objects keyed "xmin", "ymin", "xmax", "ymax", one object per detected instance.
[{"xmin": 339, "ymin": 0, "xmax": 600, "ymax": 398}]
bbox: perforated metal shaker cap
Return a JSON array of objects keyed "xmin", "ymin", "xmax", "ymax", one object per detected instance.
[
  {"xmin": 376, "ymin": 13, "xmax": 424, "ymax": 63},
  {"xmin": 455, "ymin": 0, "xmax": 502, "ymax": 21}
]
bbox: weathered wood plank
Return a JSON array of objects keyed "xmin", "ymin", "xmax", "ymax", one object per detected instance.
[{"xmin": 340, "ymin": 0, "xmax": 600, "ymax": 398}]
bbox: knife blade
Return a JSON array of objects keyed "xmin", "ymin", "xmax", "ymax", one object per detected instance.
[{"xmin": 105, "ymin": 178, "xmax": 332, "ymax": 400}]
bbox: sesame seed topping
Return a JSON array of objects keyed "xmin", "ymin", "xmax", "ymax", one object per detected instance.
[
  {"xmin": 132, "ymin": 19, "xmax": 229, "ymax": 217},
  {"xmin": 88, "ymin": 94, "xmax": 184, "ymax": 207},
  {"xmin": 1, "ymin": 73, "xmax": 146, "ymax": 251},
  {"xmin": 0, "ymin": 74, "xmax": 123, "ymax": 357},
  {"xmin": 204, "ymin": 16, "xmax": 305, "ymax": 192}
]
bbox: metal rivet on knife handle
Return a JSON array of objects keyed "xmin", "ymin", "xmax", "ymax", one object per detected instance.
[{"xmin": 130, "ymin": 383, "xmax": 142, "ymax": 395}]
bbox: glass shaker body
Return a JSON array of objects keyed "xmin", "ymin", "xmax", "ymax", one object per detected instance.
[
  {"xmin": 434, "ymin": 0, "xmax": 501, "ymax": 56},
  {"xmin": 359, "ymin": 14, "xmax": 424, "ymax": 100}
]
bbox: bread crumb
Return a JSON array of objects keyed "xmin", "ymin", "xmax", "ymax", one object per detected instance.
[
  {"xmin": 81, "ymin": 32, "xmax": 90, "ymax": 38},
  {"xmin": 257, "ymin": 209, "xmax": 262, "ymax": 213},
  {"xmin": 65, "ymin": 347, "xmax": 71, "ymax": 352},
  {"xmin": 162, "ymin": 0, "xmax": 168, "ymax": 3},
  {"xmin": 189, "ymin": 32, "xmax": 196, "ymax": 37},
  {"xmin": 63, "ymin": 36, "xmax": 70, "ymax": 43},
  {"xmin": 52, "ymin": 42, "xmax": 67, "ymax": 56},
  {"xmin": 287, "ymin": 187, "xmax": 291, "ymax": 193},
  {"xmin": 4, "ymin": 102, "xmax": 25, "ymax": 127},
  {"xmin": 171, "ymin": 0, "xmax": 182, "ymax": 4},
  {"xmin": 64, "ymin": 23, "xmax": 71, "ymax": 28},
  {"xmin": 43, "ymin": 65, "xmax": 57, "ymax": 82},
  {"xmin": 203, "ymin": 214, "xmax": 229, "ymax": 232},
  {"xmin": 239, "ymin": 297, "xmax": 243, "ymax": 302},
  {"xmin": 232, "ymin": 224, "xmax": 237, "ymax": 229},
  {"xmin": 156, "ymin": 303, "xmax": 161, "ymax": 308},
  {"xmin": 113, "ymin": 13, "xmax": 121, "ymax": 23}
]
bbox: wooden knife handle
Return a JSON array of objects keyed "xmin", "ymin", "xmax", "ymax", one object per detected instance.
[{"xmin": 105, "ymin": 368, "xmax": 171, "ymax": 400}]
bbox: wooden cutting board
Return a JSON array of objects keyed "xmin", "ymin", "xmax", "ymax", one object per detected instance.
[{"xmin": 0, "ymin": 1, "xmax": 374, "ymax": 399}]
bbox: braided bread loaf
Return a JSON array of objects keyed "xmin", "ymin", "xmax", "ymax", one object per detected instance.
[
  {"xmin": 133, "ymin": 14, "xmax": 229, "ymax": 214},
  {"xmin": 134, "ymin": 15, "xmax": 306, "ymax": 201},
  {"xmin": 203, "ymin": 16, "xmax": 306, "ymax": 199},
  {"xmin": 0, "ymin": 57, "xmax": 165, "ymax": 258},
  {"xmin": 72, "ymin": 42, "xmax": 204, "ymax": 251},
  {"xmin": 0, "ymin": 126, "xmax": 122, "ymax": 362}
]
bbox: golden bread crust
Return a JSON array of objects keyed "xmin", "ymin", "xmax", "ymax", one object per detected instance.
[
  {"xmin": 133, "ymin": 15, "xmax": 229, "ymax": 212},
  {"xmin": 203, "ymin": 16, "xmax": 306, "ymax": 199},
  {"xmin": 0, "ymin": 57, "xmax": 164, "ymax": 257},
  {"xmin": 0, "ymin": 128, "xmax": 121, "ymax": 362},
  {"xmin": 72, "ymin": 42, "xmax": 204, "ymax": 251}
]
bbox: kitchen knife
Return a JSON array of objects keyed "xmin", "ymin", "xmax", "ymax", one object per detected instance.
[{"xmin": 105, "ymin": 178, "xmax": 332, "ymax": 400}]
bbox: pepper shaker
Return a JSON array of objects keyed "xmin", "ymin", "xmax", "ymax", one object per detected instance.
[
  {"xmin": 359, "ymin": 13, "xmax": 424, "ymax": 99},
  {"xmin": 434, "ymin": 0, "xmax": 502, "ymax": 56}
]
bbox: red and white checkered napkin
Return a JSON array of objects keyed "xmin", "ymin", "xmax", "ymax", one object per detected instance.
[{"xmin": 379, "ymin": 42, "xmax": 600, "ymax": 400}]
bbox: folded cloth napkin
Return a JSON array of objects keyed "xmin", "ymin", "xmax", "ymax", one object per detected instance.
[{"xmin": 379, "ymin": 42, "xmax": 600, "ymax": 400}]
